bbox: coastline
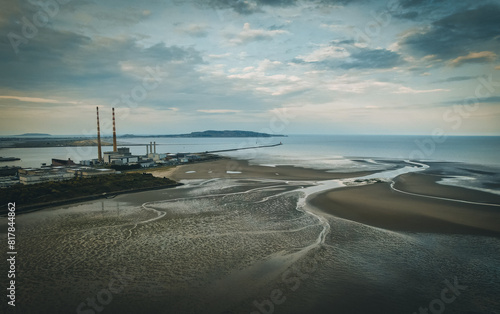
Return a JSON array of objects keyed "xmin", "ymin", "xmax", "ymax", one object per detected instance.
[
  {"xmin": 308, "ymin": 170, "xmax": 500, "ymax": 237},
  {"xmin": 9, "ymin": 157, "xmax": 500, "ymax": 236},
  {"xmin": 4, "ymin": 157, "xmax": 500, "ymax": 313},
  {"xmin": 155, "ymin": 158, "xmax": 500, "ymax": 237}
]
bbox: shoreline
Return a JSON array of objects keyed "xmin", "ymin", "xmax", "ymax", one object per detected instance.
[
  {"xmin": 308, "ymin": 171, "xmax": 500, "ymax": 237},
  {"xmin": 393, "ymin": 172, "xmax": 500, "ymax": 204},
  {"xmin": 5, "ymin": 157, "xmax": 500, "ymax": 313},
  {"xmin": 8, "ymin": 157, "xmax": 500, "ymax": 237}
]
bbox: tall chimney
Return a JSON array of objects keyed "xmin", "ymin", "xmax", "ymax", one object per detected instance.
[
  {"xmin": 96, "ymin": 107, "xmax": 102, "ymax": 162},
  {"xmin": 154, "ymin": 141, "xmax": 156, "ymax": 154},
  {"xmin": 112, "ymin": 108, "xmax": 117, "ymax": 152},
  {"xmin": 150, "ymin": 142, "xmax": 153, "ymax": 154}
]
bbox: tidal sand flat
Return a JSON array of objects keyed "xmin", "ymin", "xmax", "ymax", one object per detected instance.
[
  {"xmin": 160, "ymin": 158, "xmax": 380, "ymax": 181},
  {"xmin": 1, "ymin": 159, "xmax": 499, "ymax": 313},
  {"xmin": 309, "ymin": 178, "xmax": 500, "ymax": 235}
]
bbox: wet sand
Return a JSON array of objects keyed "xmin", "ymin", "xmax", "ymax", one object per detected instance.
[
  {"xmin": 393, "ymin": 172, "xmax": 500, "ymax": 204},
  {"xmin": 151, "ymin": 158, "xmax": 375, "ymax": 181},
  {"xmin": 309, "ymin": 173, "xmax": 500, "ymax": 236},
  {"xmin": 3, "ymin": 159, "xmax": 500, "ymax": 313}
]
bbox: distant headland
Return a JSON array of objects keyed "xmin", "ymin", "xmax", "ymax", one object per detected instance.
[
  {"xmin": 0, "ymin": 130, "xmax": 286, "ymax": 148},
  {"xmin": 121, "ymin": 130, "xmax": 287, "ymax": 138},
  {"xmin": 17, "ymin": 133, "xmax": 52, "ymax": 137}
]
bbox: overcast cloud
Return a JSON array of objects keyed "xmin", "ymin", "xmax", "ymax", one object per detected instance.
[{"xmin": 0, "ymin": 0, "xmax": 499, "ymax": 135}]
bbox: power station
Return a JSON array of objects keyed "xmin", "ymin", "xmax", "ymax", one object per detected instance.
[
  {"xmin": 112, "ymin": 107, "xmax": 117, "ymax": 152},
  {"xmin": 4, "ymin": 107, "xmax": 212, "ymax": 187},
  {"xmin": 96, "ymin": 107, "xmax": 103, "ymax": 162},
  {"xmin": 95, "ymin": 107, "xmax": 165, "ymax": 166}
]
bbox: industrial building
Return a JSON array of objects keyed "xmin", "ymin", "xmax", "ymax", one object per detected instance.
[
  {"xmin": 0, "ymin": 176, "xmax": 19, "ymax": 188},
  {"xmin": 52, "ymin": 158, "xmax": 77, "ymax": 166},
  {"xmin": 96, "ymin": 107, "xmax": 151, "ymax": 166},
  {"xmin": 146, "ymin": 142, "xmax": 167, "ymax": 161},
  {"xmin": 69, "ymin": 168, "xmax": 116, "ymax": 178},
  {"xmin": 103, "ymin": 147, "xmax": 140, "ymax": 165},
  {"xmin": 8, "ymin": 107, "xmax": 159, "ymax": 186},
  {"xmin": 18, "ymin": 167, "xmax": 76, "ymax": 185},
  {"xmin": 18, "ymin": 167, "xmax": 116, "ymax": 185}
]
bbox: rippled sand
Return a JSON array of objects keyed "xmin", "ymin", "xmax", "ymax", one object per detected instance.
[{"xmin": 1, "ymin": 160, "xmax": 499, "ymax": 313}]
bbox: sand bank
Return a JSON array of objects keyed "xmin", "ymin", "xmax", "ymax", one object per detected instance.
[
  {"xmin": 393, "ymin": 172, "xmax": 500, "ymax": 204},
  {"xmin": 150, "ymin": 158, "xmax": 374, "ymax": 181},
  {"xmin": 309, "ymin": 173, "xmax": 500, "ymax": 236}
]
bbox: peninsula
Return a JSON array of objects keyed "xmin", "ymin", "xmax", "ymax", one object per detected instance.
[{"xmin": 121, "ymin": 130, "xmax": 287, "ymax": 138}]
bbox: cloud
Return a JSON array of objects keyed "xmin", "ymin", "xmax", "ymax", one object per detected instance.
[
  {"xmin": 320, "ymin": 23, "xmax": 345, "ymax": 31},
  {"xmin": 441, "ymin": 96, "xmax": 500, "ymax": 106},
  {"xmin": 393, "ymin": 86, "xmax": 450, "ymax": 94},
  {"xmin": 496, "ymin": 66, "xmax": 500, "ymax": 70},
  {"xmin": 201, "ymin": 0, "xmax": 263, "ymax": 15},
  {"xmin": 197, "ymin": 109, "xmax": 241, "ymax": 113},
  {"xmin": 400, "ymin": 4, "xmax": 500, "ymax": 61},
  {"xmin": 226, "ymin": 23, "xmax": 288, "ymax": 45},
  {"xmin": 224, "ymin": 59, "xmax": 307, "ymax": 96},
  {"xmin": 200, "ymin": 0, "xmax": 361, "ymax": 15},
  {"xmin": 325, "ymin": 79, "xmax": 394, "ymax": 93},
  {"xmin": 0, "ymin": 95, "xmax": 77, "ymax": 104},
  {"xmin": 294, "ymin": 47, "xmax": 404, "ymax": 70},
  {"xmin": 208, "ymin": 53, "xmax": 232, "ymax": 59},
  {"xmin": 340, "ymin": 48, "xmax": 404, "ymax": 69},
  {"xmin": 433, "ymin": 76, "xmax": 477, "ymax": 83},
  {"xmin": 268, "ymin": 24, "xmax": 288, "ymax": 31},
  {"xmin": 297, "ymin": 46, "xmax": 349, "ymax": 62},
  {"xmin": 0, "ymin": 27, "xmax": 203, "ymax": 92},
  {"xmin": 449, "ymin": 51, "xmax": 497, "ymax": 67},
  {"xmin": 178, "ymin": 24, "xmax": 210, "ymax": 38},
  {"xmin": 480, "ymin": 96, "xmax": 500, "ymax": 103},
  {"xmin": 392, "ymin": 0, "xmax": 481, "ymax": 21}
]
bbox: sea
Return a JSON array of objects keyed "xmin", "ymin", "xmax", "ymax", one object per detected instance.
[
  {"xmin": 2, "ymin": 135, "xmax": 500, "ymax": 313},
  {"xmin": 1, "ymin": 134, "xmax": 499, "ymax": 169}
]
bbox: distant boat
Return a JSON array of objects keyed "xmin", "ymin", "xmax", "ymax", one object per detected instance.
[{"xmin": 0, "ymin": 157, "xmax": 21, "ymax": 162}]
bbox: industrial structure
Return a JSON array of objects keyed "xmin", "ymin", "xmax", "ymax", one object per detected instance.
[
  {"xmin": 112, "ymin": 107, "xmax": 117, "ymax": 152},
  {"xmin": 52, "ymin": 158, "xmax": 76, "ymax": 167},
  {"xmin": 100, "ymin": 108, "xmax": 145, "ymax": 166},
  {"xmin": 97, "ymin": 106, "xmax": 103, "ymax": 162},
  {"xmin": 18, "ymin": 167, "xmax": 116, "ymax": 185},
  {"xmin": 0, "ymin": 107, "xmax": 211, "ymax": 188}
]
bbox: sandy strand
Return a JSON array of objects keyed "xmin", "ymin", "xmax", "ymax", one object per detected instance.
[{"xmin": 390, "ymin": 181, "xmax": 500, "ymax": 207}]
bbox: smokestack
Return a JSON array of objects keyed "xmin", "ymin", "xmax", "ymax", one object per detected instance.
[
  {"xmin": 146, "ymin": 145, "xmax": 148, "ymax": 155},
  {"xmin": 112, "ymin": 108, "xmax": 117, "ymax": 152},
  {"xmin": 150, "ymin": 142, "xmax": 153, "ymax": 154},
  {"xmin": 154, "ymin": 142, "xmax": 156, "ymax": 154},
  {"xmin": 96, "ymin": 107, "xmax": 102, "ymax": 162}
]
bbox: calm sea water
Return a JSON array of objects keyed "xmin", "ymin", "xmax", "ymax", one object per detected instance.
[{"xmin": 1, "ymin": 135, "xmax": 499, "ymax": 168}]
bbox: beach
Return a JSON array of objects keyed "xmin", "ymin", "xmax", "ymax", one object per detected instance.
[
  {"xmin": 309, "ymin": 174, "xmax": 500, "ymax": 236},
  {"xmin": 153, "ymin": 158, "xmax": 377, "ymax": 181},
  {"xmin": 1, "ymin": 157, "xmax": 499, "ymax": 313}
]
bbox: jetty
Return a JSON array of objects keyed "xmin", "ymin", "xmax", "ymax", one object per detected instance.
[{"xmin": 202, "ymin": 142, "xmax": 282, "ymax": 154}]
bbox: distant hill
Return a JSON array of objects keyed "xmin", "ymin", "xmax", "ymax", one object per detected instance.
[
  {"xmin": 121, "ymin": 130, "xmax": 287, "ymax": 138},
  {"xmin": 18, "ymin": 133, "xmax": 51, "ymax": 136}
]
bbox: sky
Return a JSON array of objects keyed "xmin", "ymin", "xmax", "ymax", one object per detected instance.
[{"xmin": 0, "ymin": 0, "xmax": 499, "ymax": 136}]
